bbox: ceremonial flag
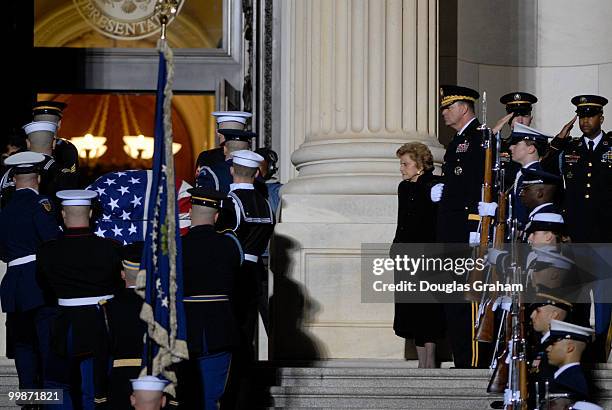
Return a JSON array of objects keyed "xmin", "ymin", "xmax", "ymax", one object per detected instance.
[
  {"xmin": 135, "ymin": 39, "xmax": 188, "ymax": 395},
  {"xmin": 87, "ymin": 170, "xmax": 193, "ymax": 243}
]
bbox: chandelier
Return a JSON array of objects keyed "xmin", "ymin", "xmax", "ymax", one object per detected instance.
[
  {"xmin": 70, "ymin": 94, "xmax": 109, "ymax": 159},
  {"xmin": 119, "ymin": 95, "xmax": 182, "ymax": 160}
]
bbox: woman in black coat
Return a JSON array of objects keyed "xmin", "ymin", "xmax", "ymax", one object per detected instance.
[{"xmin": 392, "ymin": 142, "xmax": 445, "ymax": 368}]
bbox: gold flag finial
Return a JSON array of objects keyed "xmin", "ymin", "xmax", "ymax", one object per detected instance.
[{"xmin": 156, "ymin": 0, "xmax": 179, "ymax": 40}]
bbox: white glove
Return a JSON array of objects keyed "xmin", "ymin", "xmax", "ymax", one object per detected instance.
[
  {"xmin": 430, "ymin": 183, "xmax": 444, "ymax": 203},
  {"xmin": 469, "ymin": 232, "xmax": 480, "ymax": 247},
  {"xmin": 485, "ymin": 248, "xmax": 507, "ymax": 265},
  {"xmin": 478, "ymin": 201, "xmax": 498, "ymax": 217},
  {"xmin": 493, "ymin": 295, "xmax": 512, "ymax": 312}
]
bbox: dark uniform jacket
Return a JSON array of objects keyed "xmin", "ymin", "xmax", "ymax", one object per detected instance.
[
  {"xmin": 542, "ymin": 132, "xmax": 612, "ymax": 242},
  {"xmin": 0, "ymin": 188, "xmax": 60, "ymax": 312},
  {"xmin": 512, "ymin": 161, "xmax": 541, "ymax": 229},
  {"xmin": 195, "ymin": 150, "xmax": 232, "ymax": 195},
  {"xmin": 195, "ymin": 147, "xmax": 224, "ymax": 172},
  {"xmin": 37, "ymin": 227, "xmax": 123, "ymax": 356},
  {"xmin": 437, "ymin": 118, "xmax": 485, "ymax": 243},
  {"xmin": 106, "ymin": 287, "xmax": 146, "ymax": 410},
  {"xmin": 1, "ymin": 153, "xmax": 79, "ymax": 211},
  {"xmin": 550, "ymin": 363, "xmax": 589, "ymax": 401},
  {"xmin": 181, "ymin": 225, "xmax": 243, "ymax": 357}
]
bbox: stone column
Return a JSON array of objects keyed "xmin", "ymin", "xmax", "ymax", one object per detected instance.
[
  {"xmin": 272, "ymin": 0, "xmax": 440, "ymax": 359},
  {"xmin": 457, "ymin": 0, "xmax": 612, "ymax": 135}
]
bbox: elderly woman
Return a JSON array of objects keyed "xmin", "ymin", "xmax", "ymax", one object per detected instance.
[{"xmin": 392, "ymin": 142, "xmax": 445, "ymax": 368}]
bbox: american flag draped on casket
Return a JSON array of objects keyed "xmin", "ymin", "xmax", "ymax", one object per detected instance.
[{"xmin": 86, "ymin": 169, "xmax": 192, "ymax": 244}]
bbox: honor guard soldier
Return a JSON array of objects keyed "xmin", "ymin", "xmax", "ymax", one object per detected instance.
[
  {"xmin": 216, "ymin": 150, "xmax": 274, "ymax": 409},
  {"xmin": 492, "ymin": 92, "xmax": 539, "ymax": 188},
  {"xmin": 32, "ymin": 100, "xmax": 80, "ymax": 183},
  {"xmin": 180, "ymin": 187, "xmax": 243, "ymax": 409},
  {"xmin": 37, "ymin": 189, "xmax": 123, "ymax": 409},
  {"xmin": 542, "ymin": 94, "xmax": 611, "ymax": 359},
  {"xmin": 196, "ymin": 129, "xmax": 255, "ymax": 194},
  {"xmin": 195, "ymin": 111, "xmax": 252, "ymax": 180},
  {"xmin": 518, "ymin": 168, "xmax": 563, "ymax": 228},
  {"xmin": 432, "ymin": 85, "xmax": 492, "ymax": 369},
  {"xmin": 541, "ymin": 320, "xmax": 595, "ymax": 403},
  {"xmin": 0, "ymin": 152, "xmax": 61, "ymax": 392},
  {"xmin": 130, "ymin": 376, "xmax": 169, "ymax": 410},
  {"xmin": 529, "ymin": 291, "xmax": 574, "ymax": 410},
  {"xmin": 106, "ymin": 241, "xmax": 148, "ymax": 410}
]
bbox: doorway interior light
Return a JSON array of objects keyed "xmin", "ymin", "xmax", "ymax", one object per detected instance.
[
  {"xmin": 70, "ymin": 95, "xmax": 110, "ymax": 159},
  {"xmin": 123, "ymin": 134, "xmax": 182, "ymax": 160}
]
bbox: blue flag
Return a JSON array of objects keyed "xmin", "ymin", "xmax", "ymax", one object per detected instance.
[{"xmin": 136, "ymin": 40, "xmax": 188, "ymax": 394}]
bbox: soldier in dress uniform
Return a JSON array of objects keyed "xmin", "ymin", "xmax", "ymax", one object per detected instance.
[
  {"xmin": 518, "ymin": 168, "xmax": 563, "ymax": 227},
  {"xmin": 195, "ymin": 111, "xmax": 252, "ymax": 182},
  {"xmin": 196, "ymin": 129, "xmax": 255, "ymax": 194},
  {"xmin": 180, "ymin": 187, "xmax": 243, "ymax": 409},
  {"xmin": 0, "ymin": 152, "xmax": 61, "ymax": 395},
  {"xmin": 431, "ymin": 85, "xmax": 492, "ymax": 368},
  {"xmin": 106, "ymin": 241, "xmax": 147, "ymax": 410},
  {"xmin": 37, "ymin": 189, "xmax": 123, "ymax": 409},
  {"xmin": 32, "ymin": 101, "xmax": 80, "ymax": 183},
  {"xmin": 541, "ymin": 95, "xmax": 612, "ymax": 360},
  {"xmin": 216, "ymin": 150, "xmax": 274, "ymax": 408},
  {"xmin": 541, "ymin": 319, "xmax": 595, "ymax": 403},
  {"xmin": 0, "ymin": 121, "xmax": 78, "ymax": 211}
]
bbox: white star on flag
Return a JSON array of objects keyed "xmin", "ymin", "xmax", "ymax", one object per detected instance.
[
  {"xmin": 128, "ymin": 223, "xmax": 138, "ymax": 235},
  {"xmin": 94, "ymin": 227, "xmax": 106, "ymax": 237},
  {"xmin": 131, "ymin": 195, "xmax": 142, "ymax": 207},
  {"xmin": 161, "ymin": 297, "xmax": 169, "ymax": 308},
  {"xmin": 128, "ymin": 177, "xmax": 140, "ymax": 185},
  {"xmin": 115, "ymin": 171, "xmax": 127, "ymax": 177},
  {"xmin": 121, "ymin": 210, "xmax": 131, "ymax": 220},
  {"xmin": 118, "ymin": 186, "xmax": 130, "ymax": 195},
  {"xmin": 95, "ymin": 187, "xmax": 106, "ymax": 196},
  {"xmin": 108, "ymin": 198, "xmax": 119, "ymax": 210},
  {"xmin": 104, "ymin": 178, "xmax": 116, "ymax": 186},
  {"xmin": 111, "ymin": 225, "xmax": 123, "ymax": 237},
  {"xmin": 102, "ymin": 214, "xmax": 110, "ymax": 220}
]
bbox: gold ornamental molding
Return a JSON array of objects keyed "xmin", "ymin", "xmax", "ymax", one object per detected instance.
[{"xmin": 72, "ymin": 0, "xmax": 185, "ymax": 40}]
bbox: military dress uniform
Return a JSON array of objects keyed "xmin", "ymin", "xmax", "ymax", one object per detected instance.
[
  {"xmin": 104, "ymin": 242, "xmax": 147, "ymax": 410},
  {"xmin": 436, "ymin": 85, "xmax": 493, "ymax": 369},
  {"xmin": 542, "ymin": 95, "xmax": 612, "ymax": 359},
  {"xmin": 180, "ymin": 188, "xmax": 243, "ymax": 409},
  {"xmin": 37, "ymin": 190, "xmax": 123, "ymax": 409},
  {"xmin": 196, "ymin": 130, "xmax": 256, "ymax": 195},
  {"xmin": 0, "ymin": 152, "xmax": 61, "ymax": 391}
]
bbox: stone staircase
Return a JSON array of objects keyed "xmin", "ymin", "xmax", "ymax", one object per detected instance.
[
  {"xmin": 256, "ymin": 360, "xmax": 612, "ymax": 409},
  {"xmin": 0, "ymin": 359, "xmax": 19, "ymax": 409}
]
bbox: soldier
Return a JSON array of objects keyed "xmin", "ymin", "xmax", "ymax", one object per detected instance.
[
  {"xmin": 196, "ymin": 129, "xmax": 255, "ymax": 194},
  {"xmin": 431, "ymin": 85, "xmax": 491, "ymax": 368},
  {"xmin": 217, "ymin": 150, "xmax": 275, "ymax": 408},
  {"xmin": 37, "ymin": 189, "xmax": 123, "ymax": 408},
  {"xmin": 180, "ymin": 187, "xmax": 243, "ymax": 409},
  {"xmin": 541, "ymin": 319, "xmax": 595, "ymax": 402},
  {"xmin": 32, "ymin": 100, "xmax": 80, "ymax": 182},
  {"xmin": 518, "ymin": 168, "xmax": 563, "ymax": 224},
  {"xmin": 195, "ymin": 111, "xmax": 252, "ymax": 181},
  {"xmin": 542, "ymin": 94, "xmax": 611, "ymax": 360},
  {"xmin": 0, "ymin": 152, "xmax": 61, "ymax": 394},
  {"xmin": 130, "ymin": 376, "xmax": 169, "ymax": 410},
  {"xmin": 253, "ymin": 147, "xmax": 281, "ymax": 218},
  {"xmin": 106, "ymin": 241, "xmax": 147, "ymax": 410}
]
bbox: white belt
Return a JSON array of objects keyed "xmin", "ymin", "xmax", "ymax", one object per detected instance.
[
  {"xmin": 58, "ymin": 295, "xmax": 114, "ymax": 307},
  {"xmin": 8, "ymin": 254, "xmax": 36, "ymax": 267},
  {"xmin": 245, "ymin": 254, "xmax": 259, "ymax": 263}
]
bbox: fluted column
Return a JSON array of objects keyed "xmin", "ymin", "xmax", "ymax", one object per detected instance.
[
  {"xmin": 271, "ymin": 0, "xmax": 440, "ymax": 360},
  {"xmin": 281, "ymin": 0, "xmax": 442, "ymax": 195}
]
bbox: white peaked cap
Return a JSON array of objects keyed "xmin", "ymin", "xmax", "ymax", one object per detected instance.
[
  {"xmin": 130, "ymin": 376, "xmax": 169, "ymax": 392},
  {"xmin": 231, "ymin": 150, "xmax": 264, "ymax": 168},
  {"xmin": 56, "ymin": 190, "xmax": 98, "ymax": 206},
  {"xmin": 22, "ymin": 121, "xmax": 58, "ymax": 135},
  {"xmin": 572, "ymin": 402, "xmax": 604, "ymax": 410},
  {"xmin": 3, "ymin": 152, "xmax": 45, "ymax": 167},
  {"xmin": 211, "ymin": 111, "xmax": 252, "ymax": 125}
]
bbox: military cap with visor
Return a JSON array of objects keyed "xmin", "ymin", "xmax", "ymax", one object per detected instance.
[
  {"xmin": 439, "ymin": 85, "xmax": 480, "ymax": 109},
  {"xmin": 571, "ymin": 94, "xmax": 608, "ymax": 118}
]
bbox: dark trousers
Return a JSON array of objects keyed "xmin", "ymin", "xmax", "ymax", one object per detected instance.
[
  {"xmin": 7, "ymin": 306, "xmax": 56, "ymax": 390},
  {"xmin": 444, "ymin": 302, "xmax": 492, "ymax": 368}
]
